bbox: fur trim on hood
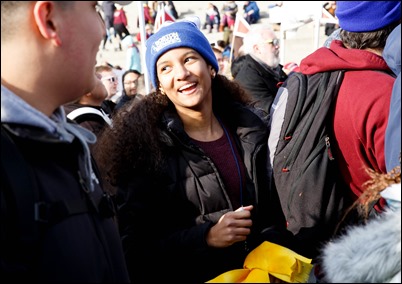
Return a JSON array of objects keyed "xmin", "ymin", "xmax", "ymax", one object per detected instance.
[{"xmin": 321, "ymin": 207, "xmax": 401, "ymax": 283}]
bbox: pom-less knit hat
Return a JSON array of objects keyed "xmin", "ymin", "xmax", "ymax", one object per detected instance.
[
  {"xmin": 336, "ymin": 1, "xmax": 401, "ymax": 32},
  {"xmin": 145, "ymin": 18, "xmax": 219, "ymax": 88}
]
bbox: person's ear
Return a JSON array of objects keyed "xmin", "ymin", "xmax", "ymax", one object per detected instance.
[
  {"xmin": 210, "ymin": 67, "xmax": 216, "ymax": 79},
  {"xmin": 33, "ymin": 1, "xmax": 62, "ymax": 46}
]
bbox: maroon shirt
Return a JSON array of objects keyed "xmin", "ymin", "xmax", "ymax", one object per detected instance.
[{"xmin": 192, "ymin": 130, "xmax": 246, "ymax": 210}]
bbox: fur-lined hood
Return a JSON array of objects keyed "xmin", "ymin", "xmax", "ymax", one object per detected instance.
[{"xmin": 321, "ymin": 207, "xmax": 401, "ymax": 283}]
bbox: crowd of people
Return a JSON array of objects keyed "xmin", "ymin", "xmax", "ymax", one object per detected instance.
[{"xmin": 1, "ymin": 1, "xmax": 400, "ymax": 283}]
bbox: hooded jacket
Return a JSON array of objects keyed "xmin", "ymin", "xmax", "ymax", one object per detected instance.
[
  {"xmin": 300, "ymin": 40, "xmax": 395, "ymax": 204},
  {"xmin": 0, "ymin": 85, "xmax": 129, "ymax": 283}
]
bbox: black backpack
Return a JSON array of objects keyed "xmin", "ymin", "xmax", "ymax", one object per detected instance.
[{"xmin": 268, "ymin": 70, "xmax": 350, "ymax": 259}]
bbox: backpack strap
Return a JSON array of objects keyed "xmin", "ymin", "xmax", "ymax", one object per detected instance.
[
  {"xmin": 67, "ymin": 107, "xmax": 112, "ymax": 125},
  {"xmin": 283, "ymin": 70, "xmax": 344, "ymax": 168}
]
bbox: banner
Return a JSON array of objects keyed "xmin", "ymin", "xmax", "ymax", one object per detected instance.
[
  {"xmin": 154, "ymin": 7, "xmax": 176, "ymax": 32},
  {"xmin": 229, "ymin": 14, "xmax": 251, "ymax": 62}
]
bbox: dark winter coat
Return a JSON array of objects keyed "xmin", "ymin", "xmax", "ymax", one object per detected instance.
[
  {"xmin": 0, "ymin": 123, "xmax": 129, "ymax": 283},
  {"xmin": 233, "ymin": 54, "xmax": 287, "ymax": 116},
  {"xmin": 114, "ymin": 93, "xmax": 143, "ymax": 112},
  {"xmin": 118, "ymin": 101, "xmax": 289, "ymax": 283},
  {"xmin": 1, "ymin": 84, "xmax": 129, "ymax": 283}
]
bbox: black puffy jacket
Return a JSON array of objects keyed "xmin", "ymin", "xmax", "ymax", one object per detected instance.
[{"xmin": 118, "ymin": 102, "xmax": 288, "ymax": 283}]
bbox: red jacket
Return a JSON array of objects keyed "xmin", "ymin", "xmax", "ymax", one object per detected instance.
[
  {"xmin": 113, "ymin": 9, "xmax": 127, "ymax": 26},
  {"xmin": 300, "ymin": 40, "xmax": 395, "ymax": 205}
]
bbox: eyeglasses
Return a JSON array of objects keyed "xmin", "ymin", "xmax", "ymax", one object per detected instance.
[
  {"xmin": 263, "ymin": 38, "xmax": 280, "ymax": 47},
  {"xmin": 124, "ymin": 80, "xmax": 138, "ymax": 85},
  {"xmin": 101, "ymin": 76, "xmax": 118, "ymax": 83}
]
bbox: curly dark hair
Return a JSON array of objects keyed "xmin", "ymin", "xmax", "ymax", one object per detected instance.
[{"xmin": 93, "ymin": 74, "xmax": 252, "ymax": 190}]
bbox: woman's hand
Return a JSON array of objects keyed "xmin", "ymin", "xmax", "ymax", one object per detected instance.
[{"xmin": 206, "ymin": 205, "xmax": 253, "ymax": 248}]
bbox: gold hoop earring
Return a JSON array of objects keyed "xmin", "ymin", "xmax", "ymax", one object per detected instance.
[{"xmin": 158, "ymin": 86, "xmax": 166, "ymax": 96}]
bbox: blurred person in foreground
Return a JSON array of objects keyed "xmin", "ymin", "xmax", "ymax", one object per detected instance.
[
  {"xmin": 383, "ymin": 23, "xmax": 401, "ymax": 173},
  {"xmin": 1, "ymin": 1, "xmax": 130, "ymax": 282},
  {"xmin": 93, "ymin": 17, "xmax": 292, "ymax": 283}
]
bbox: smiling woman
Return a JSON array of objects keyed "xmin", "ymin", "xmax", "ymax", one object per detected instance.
[{"xmin": 93, "ymin": 16, "xmax": 294, "ymax": 284}]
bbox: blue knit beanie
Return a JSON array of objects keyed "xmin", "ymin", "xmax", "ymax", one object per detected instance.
[
  {"xmin": 145, "ymin": 18, "xmax": 219, "ymax": 88},
  {"xmin": 336, "ymin": 1, "xmax": 401, "ymax": 32}
]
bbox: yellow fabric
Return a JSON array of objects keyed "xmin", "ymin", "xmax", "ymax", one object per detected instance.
[{"xmin": 206, "ymin": 241, "xmax": 313, "ymax": 283}]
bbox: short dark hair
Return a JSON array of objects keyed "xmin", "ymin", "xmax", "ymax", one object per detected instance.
[
  {"xmin": 1, "ymin": 2, "xmax": 73, "ymax": 41},
  {"xmin": 122, "ymin": 69, "xmax": 142, "ymax": 83},
  {"xmin": 340, "ymin": 20, "xmax": 400, "ymax": 50}
]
